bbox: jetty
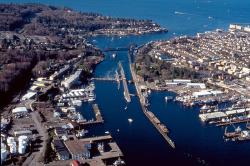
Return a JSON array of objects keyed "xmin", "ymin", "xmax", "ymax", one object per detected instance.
[
  {"xmin": 93, "ymin": 104, "xmax": 103, "ymax": 122},
  {"xmin": 118, "ymin": 61, "xmax": 131, "ymax": 103}
]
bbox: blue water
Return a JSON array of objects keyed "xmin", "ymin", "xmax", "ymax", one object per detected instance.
[{"xmin": 2, "ymin": 0, "xmax": 250, "ymax": 165}]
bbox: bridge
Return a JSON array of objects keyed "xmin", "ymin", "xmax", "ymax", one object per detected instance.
[
  {"xmin": 102, "ymin": 43, "xmax": 138, "ymax": 52},
  {"xmin": 103, "ymin": 47, "xmax": 129, "ymax": 52},
  {"xmin": 91, "ymin": 77, "xmax": 117, "ymax": 81}
]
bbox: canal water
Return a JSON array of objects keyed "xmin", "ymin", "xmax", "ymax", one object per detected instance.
[{"xmin": 4, "ymin": 0, "xmax": 250, "ymax": 165}]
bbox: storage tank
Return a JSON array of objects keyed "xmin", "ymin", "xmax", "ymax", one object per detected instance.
[
  {"xmin": 18, "ymin": 145, "xmax": 26, "ymax": 154},
  {"xmin": 18, "ymin": 135, "xmax": 28, "ymax": 143},
  {"xmin": 18, "ymin": 135, "xmax": 29, "ymax": 154},
  {"xmin": 9, "ymin": 141, "xmax": 17, "ymax": 154},
  {"xmin": 7, "ymin": 137, "xmax": 15, "ymax": 145},
  {"xmin": 1, "ymin": 143, "xmax": 8, "ymax": 164}
]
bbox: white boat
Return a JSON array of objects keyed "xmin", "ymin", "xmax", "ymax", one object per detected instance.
[
  {"xmin": 113, "ymin": 158, "xmax": 125, "ymax": 166},
  {"xmin": 124, "ymin": 106, "xmax": 128, "ymax": 110},
  {"xmin": 88, "ymin": 97, "xmax": 95, "ymax": 102},
  {"xmin": 128, "ymin": 118, "xmax": 133, "ymax": 123},
  {"xmin": 165, "ymin": 96, "xmax": 173, "ymax": 102},
  {"xmin": 105, "ymin": 131, "xmax": 110, "ymax": 134},
  {"xmin": 71, "ymin": 100, "xmax": 82, "ymax": 107},
  {"xmin": 112, "ymin": 53, "xmax": 117, "ymax": 58}
]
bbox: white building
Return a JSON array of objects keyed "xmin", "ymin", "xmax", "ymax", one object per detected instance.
[
  {"xmin": 61, "ymin": 69, "xmax": 82, "ymax": 88},
  {"xmin": 12, "ymin": 107, "xmax": 28, "ymax": 114},
  {"xmin": 21, "ymin": 91, "xmax": 36, "ymax": 101}
]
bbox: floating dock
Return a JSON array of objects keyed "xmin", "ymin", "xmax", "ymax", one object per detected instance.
[{"xmin": 118, "ymin": 61, "xmax": 131, "ymax": 103}]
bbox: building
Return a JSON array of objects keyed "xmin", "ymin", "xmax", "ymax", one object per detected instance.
[
  {"xmin": 14, "ymin": 130, "xmax": 32, "ymax": 137},
  {"xmin": 172, "ymin": 79, "xmax": 191, "ymax": 84},
  {"xmin": 186, "ymin": 83, "xmax": 206, "ymax": 89},
  {"xmin": 54, "ymin": 127, "xmax": 68, "ymax": 137},
  {"xmin": 64, "ymin": 140, "xmax": 91, "ymax": 160},
  {"xmin": 51, "ymin": 139, "xmax": 70, "ymax": 160},
  {"xmin": 192, "ymin": 90, "xmax": 223, "ymax": 98},
  {"xmin": 49, "ymin": 65, "xmax": 70, "ymax": 81},
  {"xmin": 12, "ymin": 107, "xmax": 28, "ymax": 115},
  {"xmin": 61, "ymin": 69, "xmax": 82, "ymax": 88},
  {"xmin": 21, "ymin": 91, "xmax": 36, "ymax": 101}
]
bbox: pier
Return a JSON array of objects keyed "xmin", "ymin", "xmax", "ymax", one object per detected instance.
[
  {"xmin": 118, "ymin": 61, "xmax": 131, "ymax": 103},
  {"xmin": 93, "ymin": 104, "xmax": 103, "ymax": 122},
  {"xmin": 79, "ymin": 104, "xmax": 104, "ymax": 126}
]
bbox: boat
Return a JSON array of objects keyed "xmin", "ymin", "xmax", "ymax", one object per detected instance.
[
  {"xmin": 105, "ymin": 131, "xmax": 110, "ymax": 134},
  {"xmin": 124, "ymin": 106, "xmax": 128, "ymax": 110},
  {"xmin": 88, "ymin": 97, "xmax": 95, "ymax": 102},
  {"xmin": 237, "ymin": 130, "xmax": 250, "ymax": 141},
  {"xmin": 76, "ymin": 129, "xmax": 88, "ymax": 138},
  {"xmin": 71, "ymin": 100, "xmax": 82, "ymax": 107},
  {"xmin": 224, "ymin": 126, "xmax": 241, "ymax": 138},
  {"xmin": 165, "ymin": 96, "xmax": 174, "ymax": 102},
  {"xmin": 128, "ymin": 118, "xmax": 133, "ymax": 123},
  {"xmin": 112, "ymin": 53, "xmax": 117, "ymax": 58},
  {"xmin": 113, "ymin": 158, "xmax": 125, "ymax": 166}
]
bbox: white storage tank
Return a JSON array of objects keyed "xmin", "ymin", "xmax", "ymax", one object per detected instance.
[
  {"xmin": 18, "ymin": 135, "xmax": 29, "ymax": 154},
  {"xmin": 1, "ymin": 143, "xmax": 8, "ymax": 164},
  {"xmin": 7, "ymin": 137, "xmax": 15, "ymax": 145},
  {"xmin": 18, "ymin": 145, "xmax": 26, "ymax": 154},
  {"xmin": 9, "ymin": 141, "xmax": 17, "ymax": 154}
]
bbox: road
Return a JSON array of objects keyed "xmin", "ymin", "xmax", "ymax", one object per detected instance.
[{"xmin": 23, "ymin": 111, "xmax": 48, "ymax": 166}]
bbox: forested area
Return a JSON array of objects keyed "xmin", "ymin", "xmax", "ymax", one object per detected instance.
[
  {"xmin": 0, "ymin": 3, "xmax": 162, "ymax": 108},
  {"xmin": 135, "ymin": 43, "xmax": 199, "ymax": 82}
]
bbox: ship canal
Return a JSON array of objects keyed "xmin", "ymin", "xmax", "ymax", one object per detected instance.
[{"xmin": 77, "ymin": 34, "xmax": 250, "ymax": 166}]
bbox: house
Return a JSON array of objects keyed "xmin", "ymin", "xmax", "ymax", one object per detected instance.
[
  {"xmin": 64, "ymin": 140, "xmax": 91, "ymax": 160},
  {"xmin": 51, "ymin": 139, "xmax": 70, "ymax": 160}
]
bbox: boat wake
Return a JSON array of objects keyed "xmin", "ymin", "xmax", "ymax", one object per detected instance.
[{"xmin": 174, "ymin": 11, "xmax": 195, "ymax": 16}]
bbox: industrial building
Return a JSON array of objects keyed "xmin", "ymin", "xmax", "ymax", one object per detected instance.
[{"xmin": 61, "ymin": 69, "xmax": 82, "ymax": 89}]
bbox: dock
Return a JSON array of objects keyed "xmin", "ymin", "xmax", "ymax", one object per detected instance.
[
  {"xmin": 216, "ymin": 119, "xmax": 250, "ymax": 126},
  {"xmin": 79, "ymin": 104, "xmax": 104, "ymax": 126},
  {"xmin": 79, "ymin": 135, "xmax": 112, "ymax": 142},
  {"xmin": 115, "ymin": 70, "xmax": 120, "ymax": 90},
  {"xmin": 92, "ymin": 104, "xmax": 103, "ymax": 122},
  {"xmin": 129, "ymin": 47, "xmax": 175, "ymax": 148},
  {"xmin": 118, "ymin": 61, "xmax": 131, "ymax": 103}
]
